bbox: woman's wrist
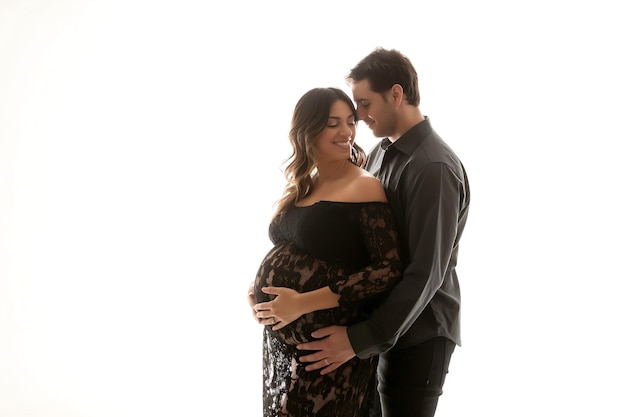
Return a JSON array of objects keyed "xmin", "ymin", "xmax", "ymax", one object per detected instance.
[{"xmin": 300, "ymin": 287, "xmax": 340, "ymax": 314}]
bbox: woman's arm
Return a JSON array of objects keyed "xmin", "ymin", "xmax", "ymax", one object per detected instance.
[
  {"xmin": 254, "ymin": 202, "xmax": 402, "ymax": 329},
  {"xmin": 255, "ymin": 286, "xmax": 339, "ymax": 330},
  {"xmin": 329, "ymin": 203, "xmax": 402, "ymax": 305}
]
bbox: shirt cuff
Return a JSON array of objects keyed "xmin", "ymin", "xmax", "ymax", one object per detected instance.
[{"xmin": 347, "ymin": 321, "xmax": 392, "ymax": 359}]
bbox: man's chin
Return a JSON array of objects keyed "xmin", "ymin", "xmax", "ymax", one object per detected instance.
[
  {"xmin": 370, "ymin": 127, "xmax": 386, "ymax": 138},
  {"xmin": 367, "ymin": 124, "xmax": 380, "ymax": 136}
]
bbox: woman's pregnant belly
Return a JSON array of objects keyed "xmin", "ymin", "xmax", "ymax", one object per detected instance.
[{"xmin": 254, "ymin": 241, "xmax": 342, "ymax": 345}]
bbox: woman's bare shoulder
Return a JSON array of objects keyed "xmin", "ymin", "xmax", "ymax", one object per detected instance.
[{"xmin": 347, "ymin": 169, "xmax": 387, "ymax": 203}]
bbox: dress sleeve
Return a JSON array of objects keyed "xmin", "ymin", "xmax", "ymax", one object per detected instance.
[{"xmin": 328, "ymin": 203, "xmax": 403, "ymax": 304}]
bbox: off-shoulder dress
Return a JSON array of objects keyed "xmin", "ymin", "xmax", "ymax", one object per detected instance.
[{"xmin": 254, "ymin": 201, "xmax": 402, "ymax": 417}]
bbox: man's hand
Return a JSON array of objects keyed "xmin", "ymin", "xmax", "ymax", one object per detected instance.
[{"xmin": 296, "ymin": 326, "xmax": 355, "ymax": 375}]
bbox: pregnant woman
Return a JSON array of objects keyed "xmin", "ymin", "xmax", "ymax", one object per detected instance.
[{"xmin": 252, "ymin": 87, "xmax": 402, "ymax": 417}]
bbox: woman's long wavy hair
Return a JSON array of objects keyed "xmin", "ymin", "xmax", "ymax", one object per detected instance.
[{"xmin": 272, "ymin": 87, "xmax": 366, "ymax": 220}]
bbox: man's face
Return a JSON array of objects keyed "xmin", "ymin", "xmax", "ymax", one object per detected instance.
[{"xmin": 350, "ymin": 79, "xmax": 396, "ymax": 139}]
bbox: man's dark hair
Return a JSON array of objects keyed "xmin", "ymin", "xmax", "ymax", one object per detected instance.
[{"xmin": 347, "ymin": 47, "xmax": 420, "ymax": 106}]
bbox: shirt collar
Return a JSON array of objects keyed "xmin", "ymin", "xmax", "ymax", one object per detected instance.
[{"xmin": 381, "ymin": 116, "xmax": 433, "ymax": 154}]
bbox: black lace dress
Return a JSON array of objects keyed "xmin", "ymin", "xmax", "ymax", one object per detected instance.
[{"xmin": 254, "ymin": 201, "xmax": 402, "ymax": 417}]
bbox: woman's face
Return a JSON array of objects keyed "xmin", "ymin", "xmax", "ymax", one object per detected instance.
[{"xmin": 312, "ymin": 100, "xmax": 356, "ymax": 163}]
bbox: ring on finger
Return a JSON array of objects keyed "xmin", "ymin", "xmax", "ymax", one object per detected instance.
[{"xmin": 324, "ymin": 359, "xmax": 329, "ymax": 366}]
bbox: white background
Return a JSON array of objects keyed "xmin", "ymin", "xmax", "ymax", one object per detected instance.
[{"xmin": 1, "ymin": 1, "xmax": 625, "ymax": 416}]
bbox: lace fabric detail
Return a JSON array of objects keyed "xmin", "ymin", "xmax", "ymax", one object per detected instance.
[
  {"xmin": 262, "ymin": 326, "xmax": 378, "ymax": 417},
  {"xmin": 254, "ymin": 202, "xmax": 401, "ymax": 417}
]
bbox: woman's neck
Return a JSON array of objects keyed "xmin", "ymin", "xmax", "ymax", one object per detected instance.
[{"xmin": 315, "ymin": 159, "xmax": 352, "ymax": 183}]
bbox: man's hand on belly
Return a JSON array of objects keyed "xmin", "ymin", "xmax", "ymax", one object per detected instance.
[{"xmin": 296, "ymin": 326, "xmax": 355, "ymax": 375}]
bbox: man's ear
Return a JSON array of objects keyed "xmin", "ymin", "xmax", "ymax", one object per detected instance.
[{"xmin": 390, "ymin": 84, "xmax": 404, "ymax": 107}]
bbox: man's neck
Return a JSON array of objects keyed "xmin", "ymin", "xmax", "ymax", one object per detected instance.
[{"xmin": 390, "ymin": 107, "xmax": 424, "ymax": 142}]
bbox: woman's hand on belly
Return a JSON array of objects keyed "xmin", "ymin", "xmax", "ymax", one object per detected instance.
[
  {"xmin": 255, "ymin": 286, "xmax": 308, "ymax": 330},
  {"xmin": 247, "ymin": 281, "xmax": 263, "ymax": 325}
]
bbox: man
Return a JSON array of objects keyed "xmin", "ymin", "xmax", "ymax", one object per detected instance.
[{"xmin": 295, "ymin": 48, "xmax": 471, "ymax": 416}]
